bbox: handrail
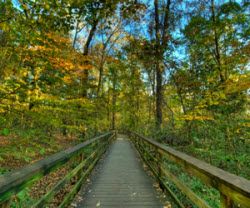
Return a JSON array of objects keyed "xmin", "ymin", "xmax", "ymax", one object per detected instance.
[
  {"xmin": 128, "ymin": 130, "xmax": 250, "ymax": 208},
  {"xmin": 0, "ymin": 131, "xmax": 115, "ymax": 207}
]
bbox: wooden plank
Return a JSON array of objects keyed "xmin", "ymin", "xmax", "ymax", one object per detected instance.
[
  {"xmin": 71, "ymin": 136, "xmax": 164, "ymax": 207},
  {"xmin": 220, "ymin": 194, "xmax": 233, "ymax": 208},
  {"xmin": 129, "ymin": 131, "xmax": 250, "ymax": 207},
  {"xmin": 132, "ymin": 139, "xmax": 184, "ymax": 208},
  {"xmin": 77, "ymin": 153, "xmax": 84, "ymax": 180},
  {"xmin": 31, "ymin": 141, "xmax": 107, "ymax": 208},
  {"xmin": 0, "ymin": 132, "xmax": 114, "ymax": 205},
  {"xmin": 59, "ymin": 139, "xmax": 112, "ymax": 208}
]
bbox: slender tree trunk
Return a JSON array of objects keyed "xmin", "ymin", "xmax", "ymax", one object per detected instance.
[
  {"xmin": 112, "ymin": 92, "xmax": 116, "ymax": 130},
  {"xmin": 73, "ymin": 20, "xmax": 80, "ymax": 50},
  {"xmin": 81, "ymin": 20, "xmax": 98, "ymax": 98},
  {"xmin": 211, "ymin": 0, "xmax": 224, "ymax": 82},
  {"xmin": 156, "ymin": 63, "xmax": 163, "ymax": 128},
  {"xmin": 154, "ymin": 0, "xmax": 163, "ymax": 130},
  {"xmin": 148, "ymin": 94, "xmax": 151, "ymax": 124},
  {"xmin": 112, "ymin": 74, "xmax": 116, "ymax": 130},
  {"xmin": 97, "ymin": 62, "xmax": 104, "ymax": 96},
  {"xmin": 107, "ymin": 88, "xmax": 110, "ymax": 126},
  {"xmin": 154, "ymin": 0, "xmax": 171, "ymax": 131}
]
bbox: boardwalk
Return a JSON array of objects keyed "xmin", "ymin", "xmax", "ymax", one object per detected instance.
[{"xmin": 70, "ymin": 134, "xmax": 165, "ymax": 208}]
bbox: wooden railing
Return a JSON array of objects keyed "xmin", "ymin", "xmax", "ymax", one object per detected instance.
[
  {"xmin": 0, "ymin": 131, "xmax": 115, "ymax": 208},
  {"xmin": 128, "ymin": 130, "xmax": 250, "ymax": 208}
]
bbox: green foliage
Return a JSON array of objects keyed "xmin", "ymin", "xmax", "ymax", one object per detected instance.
[
  {"xmin": 0, "ymin": 168, "xmax": 9, "ymax": 175},
  {"xmin": 3, "ymin": 129, "xmax": 10, "ymax": 136},
  {"xmin": 164, "ymin": 162, "xmax": 220, "ymax": 208},
  {"xmin": 10, "ymin": 188, "xmax": 37, "ymax": 208}
]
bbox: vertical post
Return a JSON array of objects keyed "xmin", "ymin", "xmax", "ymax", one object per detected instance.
[
  {"xmin": 95, "ymin": 140, "xmax": 99, "ymax": 151},
  {"xmin": 131, "ymin": 134, "xmax": 135, "ymax": 145},
  {"xmin": 1, "ymin": 198, "xmax": 12, "ymax": 208},
  {"xmin": 149, "ymin": 143, "xmax": 154, "ymax": 163},
  {"xmin": 132, "ymin": 134, "xmax": 135, "ymax": 145},
  {"xmin": 155, "ymin": 147, "xmax": 164, "ymax": 190},
  {"xmin": 139, "ymin": 138, "xmax": 143, "ymax": 153},
  {"xmin": 143, "ymin": 141, "xmax": 147, "ymax": 161},
  {"xmin": 77, "ymin": 153, "xmax": 84, "ymax": 180},
  {"xmin": 135, "ymin": 136, "xmax": 139, "ymax": 149},
  {"xmin": 107, "ymin": 134, "xmax": 112, "ymax": 147},
  {"xmin": 220, "ymin": 193, "xmax": 233, "ymax": 208}
]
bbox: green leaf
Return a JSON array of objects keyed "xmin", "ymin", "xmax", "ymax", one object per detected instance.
[
  {"xmin": 0, "ymin": 156, "xmax": 3, "ymax": 161},
  {"xmin": 20, "ymin": 4, "xmax": 28, "ymax": 10},
  {"xmin": 193, "ymin": 136, "xmax": 199, "ymax": 142},
  {"xmin": 3, "ymin": 129, "xmax": 10, "ymax": 136},
  {"xmin": 13, "ymin": 153, "xmax": 21, "ymax": 159},
  {"xmin": 40, "ymin": 150, "xmax": 46, "ymax": 154},
  {"xmin": 17, "ymin": 189, "xmax": 28, "ymax": 201}
]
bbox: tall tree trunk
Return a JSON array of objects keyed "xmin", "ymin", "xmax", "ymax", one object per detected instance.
[
  {"xmin": 156, "ymin": 63, "xmax": 163, "ymax": 128},
  {"xmin": 80, "ymin": 20, "xmax": 98, "ymax": 137},
  {"xmin": 107, "ymin": 88, "xmax": 110, "ymax": 126},
  {"xmin": 81, "ymin": 20, "xmax": 98, "ymax": 98},
  {"xmin": 154, "ymin": 0, "xmax": 171, "ymax": 130},
  {"xmin": 97, "ymin": 60, "xmax": 104, "ymax": 96},
  {"xmin": 112, "ymin": 74, "xmax": 116, "ymax": 130},
  {"xmin": 112, "ymin": 90, "xmax": 116, "ymax": 130},
  {"xmin": 211, "ymin": 0, "xmax": 224, "ymax": 82},
  {"xmin": 154, "ymin": 0, "xmax": 163, "ymax": 130}
]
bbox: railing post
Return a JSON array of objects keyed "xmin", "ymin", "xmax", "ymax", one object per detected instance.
[
  {"xmin": 143, "ymin": 141, "xmax": 147, "ymax": 160},
  {"xmin": 155, "ymin": 147, "xmax": 164, "ymax": 190},
  {"xmin": 135, "ymin": 136, "xmax": 139, "ymax": 148},
  {"xmin": 0, "ymin": 198, "xmax": 12, "ymax": 208},
  {"xmin": 220, "ymin": 193, "xmax": 233, "ymax": 208},
  {"xmin": 77, "ymin": 153, "xmax": 84, "ymax": 180},
  {"xmin": 95, "ymin": 140, "xmax": 99, "ymax": 150}
]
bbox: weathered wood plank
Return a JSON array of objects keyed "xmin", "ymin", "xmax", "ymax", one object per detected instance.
[
  {"xmin": 134, "ymin": 141, "xmax": 185, "ymax": 208},
  {"xmin": 220, "ymin": 193, "xmax": 233, "ymax": 208}
]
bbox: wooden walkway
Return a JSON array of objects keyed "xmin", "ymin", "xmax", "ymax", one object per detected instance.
[{"xmin": 70, "ymin": 134, "xmax": 165, "ymax": 208}]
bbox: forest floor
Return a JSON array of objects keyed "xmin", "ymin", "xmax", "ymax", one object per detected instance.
[{"xmin": 0, "ymin": 134, "xmax": 80, "ymax": 207}]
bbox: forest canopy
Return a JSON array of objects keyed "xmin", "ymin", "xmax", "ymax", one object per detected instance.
[{"xmin": 0, "ymin": 0, "xmax": 249, "ymax": 178}]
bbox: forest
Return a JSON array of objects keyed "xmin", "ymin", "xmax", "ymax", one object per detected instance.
[{"xmin": 0, "ymin": 0, "xmax": 249, "ymax": 207}]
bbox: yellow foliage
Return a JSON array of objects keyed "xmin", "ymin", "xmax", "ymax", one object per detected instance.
[{"xmin": 179, "ymin": 114, "xmax": 215, "ymax": 121}]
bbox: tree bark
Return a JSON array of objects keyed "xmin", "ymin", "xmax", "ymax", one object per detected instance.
[
  {"xmin": 154, "ymin": 0, "xmax": 162, "ymax": 129},
  {"xmin": 81, "ymin": 21, "xmax": 98, "ymax": 98},
  {"xmin": 112, "ymin": 72, "xmax": 116, "ymax": 130},
  {"xmin": 154, "ymin": 0, "xmax": 171, "ymax": 130},
  {"xmin": 156, "ymin": 62, "xmax": 163, "ymax": 128},
  {"xmin": 211, "ymin": 0, "xmax": 224, "ymax": 82}
]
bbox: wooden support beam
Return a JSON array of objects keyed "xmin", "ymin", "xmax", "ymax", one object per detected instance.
[{"xmin": 220, "ymin": 194, "xmax": 233, "ymax": 208}]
